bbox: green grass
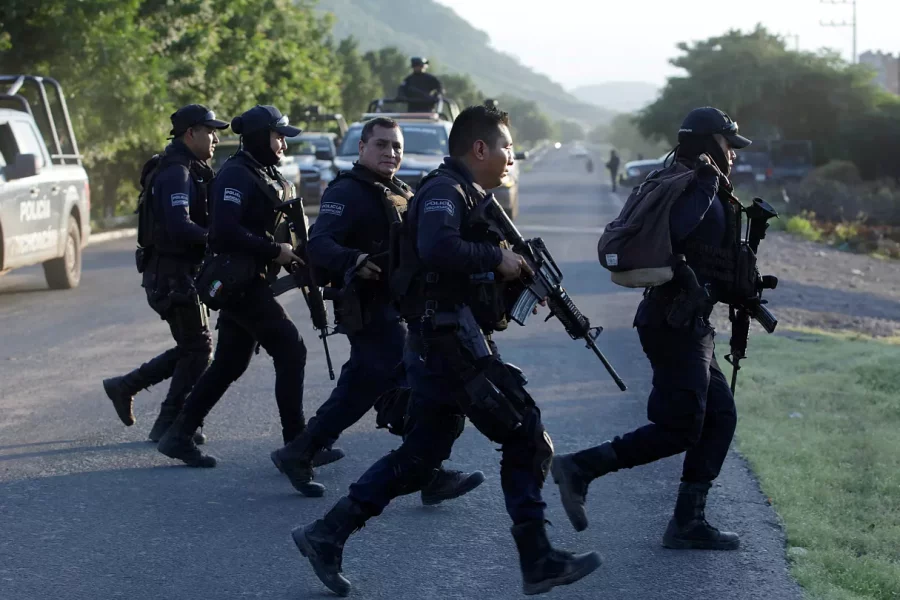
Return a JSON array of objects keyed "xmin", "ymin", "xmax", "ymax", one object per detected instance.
[{"xmin": 736, "ymin": 329, "xmax": 900, "ymax": 600}]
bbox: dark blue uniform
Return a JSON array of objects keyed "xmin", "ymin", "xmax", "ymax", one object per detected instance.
[
  {"xmin": 617, "ymin": 165, "xmax": 737, "ymax": 484},
  {"xmin": 104, "ymin": 139, "xmax": 213, "ymax": 440},
  {"xmin": 175, "ymin": 150, "xmax": 308, "ymax": 445},
  {"xmin": 343, "ymin": 158, "xmax": 547, "ymax": 524},
  {"xmin": 302, "ymin": 166, "xmax": 407, "ymax": 447}
]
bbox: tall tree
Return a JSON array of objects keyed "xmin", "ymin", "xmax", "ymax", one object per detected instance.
[
  {"xmin": 363, "ymin": 46, "xmax": 410, "ymax": 98},
  {"xmin": 334, "ymin": 36, "xmax": 380, "ymax": 120}
]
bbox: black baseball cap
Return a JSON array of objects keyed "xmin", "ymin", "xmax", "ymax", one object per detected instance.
[
  {"xmin": 678, "ymin": 107, "xmax": 752, "ymax": 149},
  {"xmin": 169, "ymin": 104, "xmax": 229, "ymax": 137},
  {"xmin": 232, "ymin": 105, "xmax": 302, "ymax": 137},
  {"xmin": 411, "ymin": 57, "xmax": 429, "ymax": 67}
]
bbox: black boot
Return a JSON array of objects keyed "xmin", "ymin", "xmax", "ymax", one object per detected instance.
[
  {"xmin": 103, "ymin": 370, "xmax": 149, "ymax": 426},
  {"xmin": 511, "ymin": 520, "xmax": 602, "ymax": 596},
  {"xmin": 157, "ymin": 414, "xmax": 217, "ymax": 468},
  {"xmin": 270, "ymin": 430, "xmax": 326, "ymax": 497},
  {"xmin": 551, "ymin": 441, "xmax": 619, "ymax": 532},
  {"xmin": 662, "ymin": 482, "xmax": 740, "ymax": 550},
  {"xmin": 420, "ymin": 468, "xmax": 486, "ymax": 506},
  {"xmin": 148, "ymin": 405, "xmax": 206, "ymax": 445},
  {"xmin": 292, "ymin": 496, "xmax": 369, "ymax": 597},
  {"xmin": 280, "ymin": 426, "xmax": 344, "ymax": 468}
]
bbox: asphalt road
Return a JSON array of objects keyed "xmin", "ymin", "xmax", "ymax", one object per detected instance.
[{"xmin": 0, "ymin": 147, "xmax": 803, "ymax": 600}]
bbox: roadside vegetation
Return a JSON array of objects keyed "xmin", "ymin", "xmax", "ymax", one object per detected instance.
[{"xmin": 736, "ymin": 329, "xmax": 900, "ymax": 600}]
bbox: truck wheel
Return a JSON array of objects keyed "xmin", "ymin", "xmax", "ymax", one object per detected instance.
[{"xmin": 43, "ymin": 215, "xmax": 82, "ymax": 289}]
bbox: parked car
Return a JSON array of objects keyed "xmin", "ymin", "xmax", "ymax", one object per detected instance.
[
  {"xmin": 619, "ymin": 154, "xmax": 668, "ymax": 189},
  {"xmin": 0, "ymin": 75, "xmax": 91, "ymax": 289},
  {"xmin": 285, "ymin": 133, "xmax": 339, "ymax": 212}
]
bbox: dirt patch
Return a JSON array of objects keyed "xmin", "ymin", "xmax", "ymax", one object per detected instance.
[{"xmin": 710, "ymin": 232, "xmax": 900, "ymax": 337}]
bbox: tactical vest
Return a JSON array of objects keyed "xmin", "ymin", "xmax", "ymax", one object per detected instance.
[
  {"xmin": 137, "ymin": 150, "xmax": 211, "ymax": 260},
  {"xmin": 392, "ymin": 166, "xmax": 507, "ymax": 330},
  {"xmin": 326, "ymin": 168, "xmax": 412, "ymax": 257},
  {"xmin": 677, "ymin": 189, "xmax": 741, "ymax": 298}
]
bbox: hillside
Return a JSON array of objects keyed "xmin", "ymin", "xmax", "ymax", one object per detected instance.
[
  {"xmin": 571, "ymin": 81, "xmax": 660, "ymax": 113},
  {"xmin": 315, "ymin": 0, "xmax": 615, "ymax": 125}
]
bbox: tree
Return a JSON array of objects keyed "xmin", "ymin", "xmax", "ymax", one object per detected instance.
[
  {"xmin": 335, "ymin": 36, "xmax": 380, "ymax": 120},
  {"xmin": 497, "ymin": 95, "xmax": 555, "ymax": 146},
  {"xmin": 635, "ymin": 26, "xmax": 891, "ymax": 172},
  {"xmin": 363, "ymin": 46, "xmax": 410, "ymax": 98},
  {"xmin": 555, "ymin": 119, "xmax": 586, "ymax": 143},
  {"xmin": 0, "ymin": 0, "xmax": 342, "ymax": 217},
  {"xmin": 440, "ymin": 73, "xmax": 484, "ymax": 109}
]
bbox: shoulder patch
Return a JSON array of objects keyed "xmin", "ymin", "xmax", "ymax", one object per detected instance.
[
  {"xmin": 423, "ymin": 199, "xmax": 455, "ymax": 216},
  {"xmin": 320, "ymin": 202, "xmax": 345, "ymax": 217},
  {"xmin": 223, "ymin": 188, "xmax": 242, "ymax": 205},
  {"xmin": 170, "ymin": 192, "xmax": 189, "ymax": 207}
]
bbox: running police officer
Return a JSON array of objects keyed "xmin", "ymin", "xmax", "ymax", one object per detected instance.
[
  {"xmin": 157, "ymin": 105, "xmax": 311, "ymax": 472},
  {"xmin": 270, "ymin": 116, "xmax": 485, "ymax": 503},
  {"xmin": 399, "ymin": 57, "xmax": 443, "ymax": 112},
  {"xmin": 291, "ymin": 105, "xmax": 601, "ymax": 597},
  {"xmin": 552, "ymin": 107, "xmax": 752, "ymax": 551},
  {"xmin": 103, "ymin": 104, "xmax": 228, "ymax": 444}
]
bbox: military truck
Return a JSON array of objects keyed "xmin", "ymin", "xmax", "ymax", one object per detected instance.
[{"xmin": 0, "ymin": 75, "xmax": 91, "ymax": 289}]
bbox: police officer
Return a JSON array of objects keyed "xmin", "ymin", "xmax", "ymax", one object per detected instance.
[
  {"xmin": 291, "ymin": 105, "xmax": 601, "ymax": 597},
  {"xmin": 157, "ymin": 105, "xmax": 313, "ymax": 474},
  {"xmin": 399, "ymin": 57, "xmax": 443, "ymax": 112},
  {"xmin": 552, "ymin": 107, "xmax": 752, "ymax": 550},
  {"xmin": 103, "ymin": 104, "xmax": 228, "ymax": 444},
  {"xmin": 270, "ymin": 116, "xmax": 485, "ymax": 504}
]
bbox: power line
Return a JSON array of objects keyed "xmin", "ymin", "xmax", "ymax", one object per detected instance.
[{"xmin": 820, "ymin": 0, "xmax": 857, "ymax": 63}]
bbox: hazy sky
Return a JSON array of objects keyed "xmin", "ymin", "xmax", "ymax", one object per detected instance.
[{"xmin": 435, "ymin": 0, "xmax": 899, "ymax": 90}]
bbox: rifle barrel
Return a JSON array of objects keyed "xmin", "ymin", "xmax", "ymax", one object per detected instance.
[{"xmin": 586, "ymin": 335, "xmax": 627, "ymax": 391}]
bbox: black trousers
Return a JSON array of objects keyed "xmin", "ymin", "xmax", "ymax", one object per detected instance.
[
  {"xmin": 181, "ymin": 279, "xmax": 307, "ymax": 439},
  {"xmin": 611, "ymin": 318, "xmax": 737, "ymax": 483},
  {"xmin": 348, "ymin": 332, "xmax": 548, "ymax": 525},
  {"xmin": 306, "ymin": 309, "xmax": 406, "ymax": 447},
  {"xmin": 138, "ymin": 276, "xmax": 212, "ymax": 410}
]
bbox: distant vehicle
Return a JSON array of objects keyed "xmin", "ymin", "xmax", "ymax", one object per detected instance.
[
  {"xmin": 731, "ymin": 150, "xmax": 771, "ymax": 185},
  {"xmin": 619, "ymin": 154, "xmax": 668, "ymax": 189},
  {"xmin": 0, "ymin": 75, "xmax": 91, "ymax": 289},
  {"xmin": 334, "ymin": 98, "xmax": 526, "ymax": 219},
  {"xmin": 569, "ymin": 144, "xmax": 589, "ymax": 158},
  {"xmin": 286, "ymin": 133, "xmax": 339, "ymax": 211}
]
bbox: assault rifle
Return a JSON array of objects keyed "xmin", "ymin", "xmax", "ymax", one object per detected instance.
[
  {"xmin": 271, "ymin": 198, "xmax": 335, "ymax": 380},
  {"xmin": 723, "ymin": 195, "xmax": 779, "ymax": 394},
  {"xmin": 472, "ymin": 195, "xmax": 627, "ymax": 391}
]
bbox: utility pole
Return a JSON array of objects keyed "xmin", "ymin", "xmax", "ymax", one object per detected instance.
[{"xmin": 820, "ymin": 0, "xmax": 857, "ymax": 63}]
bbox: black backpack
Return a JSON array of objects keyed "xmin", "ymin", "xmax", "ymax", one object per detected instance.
[{"xmin": 596, "ymin": 162, "xmax": 696, "ymax": 288}]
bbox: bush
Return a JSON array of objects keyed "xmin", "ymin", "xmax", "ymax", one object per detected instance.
[
  {"xmin": 807, "ymin": 160, "xmax": 863, "ymax": 185},
  {"xmin": 786, "ymin": 177, "xmax": 900, "ymax": 226},
  {"xmin": 785, "ymin": 214, "xmax": 821, "ymax": 241}
]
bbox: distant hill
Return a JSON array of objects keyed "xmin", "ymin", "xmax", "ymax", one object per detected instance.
[
  {"xmin": 315, "ymin": 0, "xmax": 616, "ymax": 126},
  {"xmin": 571, "ymin": 82, "xmax": 660, "ymax": 113}
]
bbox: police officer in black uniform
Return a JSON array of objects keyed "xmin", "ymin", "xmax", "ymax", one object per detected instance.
[
  {"xmin": 103, "ymin": 104, "xmax": 228, "ymax": 444},
  {"xmin": 270, "ymin": 116, "xmax": 485, "ymax": 504},
  {"xmin": 552, "ymin": 107, "xmax": 752, "ymax": 550},
  {"xmin": 399, "ymin": 57, "xmax": 443, "ymax": 112},
  {"xmin": 291, "ymin": 106, "xmax": 601, "ymax": 597},
  {"xmin": 157, "ymin": 105, "xmax": 314, "ymax": 476}
]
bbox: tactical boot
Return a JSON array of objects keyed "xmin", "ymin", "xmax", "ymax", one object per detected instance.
[
  {"xmin": 103, "ymin": 371, "xmax": 148, "ymax": 426},
  {"xmin": 510, "ymin": 520, "xmax": 602, "ymax": 595},
  {"xmin": 293, "ymin": 496, "xmax": 369, "ymax": 597},
  {"xmin": 551, "ymin": 441, "xmax": 619, "ymax": 532},
  {"xmin": 420, "ymin": 468, "xmax": 486, "ymax": 506},
  {"xmin": 271, "ymin": 430, "xmax": 326, "ymax": 497},
  {"xmin": 148, "ymin": 406, "xmax": 206, "ymax": 445},
  {"xmin": 157, "ymin": 414, "xmax": 217, "ymax": 468},
  {"xmin": 280, "ymin": 426, "xmax": 344, "ymax": 468},
  {"xmin": 662, "ymin": 482, "xmax": 740, "ymax": 550}
]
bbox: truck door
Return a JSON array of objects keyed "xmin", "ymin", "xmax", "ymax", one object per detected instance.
[{"xmin": 6, "ymin": 118, "xmax": 57, "ymax": 264}]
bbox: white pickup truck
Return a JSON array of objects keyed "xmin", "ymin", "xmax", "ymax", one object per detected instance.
[{"xmin": 0, "ymin": 75, "xmax": 90, "ymax": 289}]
